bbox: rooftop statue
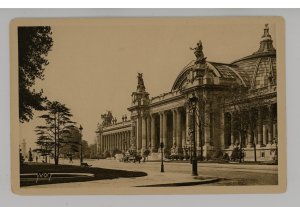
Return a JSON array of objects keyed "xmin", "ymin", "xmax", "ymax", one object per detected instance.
[
  {"xmin": 190, "ymin": 40, "xmax": 207, "ymax": 65},
  {"xmin": 100, "ymin": 111, "xmax": 113, "ymax": 127},
  {"xmin": 137, "ymin": 73, "xmax": 146, "ymax": 92}
]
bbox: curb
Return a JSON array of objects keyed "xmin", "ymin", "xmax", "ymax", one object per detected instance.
[{"xmin": 135, "ymin": 177, "xmax": 221, "ymax": 187}]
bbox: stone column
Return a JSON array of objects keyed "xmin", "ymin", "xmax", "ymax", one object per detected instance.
[
  {"xmin": 123, "ymin": 132, "xmax": 126, "ymax": 151},
  {"xmin": 116, "ymin": 133, "xmax": 118, "ymax": 150},
  {"xmin": 230, "ymin": 112, "xmax": 235, "ymax": 147},
  {"xmin": 150, "ymin": 114, "xmax": 156, "ymax": 151},
  {"xmin": 101, "ymin": 135, "xmax": 103, "ymax": 153},
  {"xmin": 185, "ymin": 107, "xmax": 190, "ymax": 146},
  {"xmin": 114, "ymin": 134, "xmax": 116, "ymax": 149},
  {"xmin": 273, "ymin": 122, "xmax": 277, "ymax": 145},
  {"xmin": 106, "ymin": 135, "xmax": 109, "ymax": 151},
  {"xmin": 267, "ymin": 105, "xmax": 273, "ymax": 147},
  {"xmin": 263, "ymin": 124, "xmax": 267, "ymax": 145},
  {"xmin": 127, "ymin": 131, "xmax": 131, "ymax": 149},
  {"xmin": 176, "ymin": 108, "xmax": 183, "ymax": 154},
  {"xmin": 247, "ymin": 125, "xmax": 253, "ymax": 148},
  {"xmin": 120, "ymin": 132, "xmax": 122, "ymax": 150},
  {"xmin": 130, "ymin": 119, "xmax": 136, "ymax": 150},
  {"xmin": 172, "ymin": 109, "xmax": 177, "ymax": 148},
  {"xmin": 257, "ymin": 108, "xmax": 263, "ymax": 147},
  {"xmin": 103, "ymin": 136, "xmax": 105, "ymax": 151},
  {"xmin": 142, "ymin": 115, "xmax": 147, "ymax": 152},
  {"xmin": 137, "ymin": 116, "xmax": 142, "ymax": 151},
  {"xmin": 113, "ymin": 134, "xmax": 116, "ymax": 149},
  {"xmin": 159, "ymin": 112, "xmax": 163, "ymax": 145},
  {"xmin": 108, "ymin": 135, "xmax": 110, "ymax": 150},
  {"xmin": 147, "ymin": 115, "xmax": 151, "ymax": 149},
  {"xmin": 204, "ymin": 103, "xmax": 211, "ymax": 146},
  {"xmin": 106, "ymin": 135, "xmax": 110, "ymax": 151},
  {"xmin": 119, "ymin": 132, "xmax": 122, "ymax": 151},
  {"xmin": 119, "ymin": 133, "xmax": 121, "ymax": 150},
  {"xmin": 220, "ymin": 110, "xmax": 225, "ymax": 148},
  {"xmin": 162, "ymin": 111, "xmax": 168, "ymax": 150},
  {"xmin": 98, "ymin": 136, "xmax": 101, "ymax": 154}
]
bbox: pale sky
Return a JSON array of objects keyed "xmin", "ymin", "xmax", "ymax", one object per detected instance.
[{"xmin": 19, "ymin": 18, "xmax": 276, "ymax": 150}]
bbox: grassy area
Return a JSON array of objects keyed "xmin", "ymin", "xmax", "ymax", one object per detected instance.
[{"xmin": 20, "ymin": 162, "xmax": 147, "ymax": 187}]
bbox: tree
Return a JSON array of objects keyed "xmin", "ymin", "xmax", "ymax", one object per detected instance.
[
  {"xmin": 18, "ymin": 26, "xmax": 53, "ymax": 122},
  {"xmin": 225, "ymin": 85, "xmax": 274, "ymax": 162},
  {"xmin": 19, "ymin": 148, "xmax": 25, "ymax": 165},
  {"xmin": 89, "ymin": 143, "xmax": 97, "ymax": 158},
  {"xmin": 35, "ymin": 101, "xmax": 75, "ymax": 165},
  {"xmin": 81, "ymin": 140, "xmax": 91, "ymax": 158},
  {"xmin": 28, "ymin": 148, "xmax": 33, "ymax": 162},
  {"xmin": 33, "ymin": 127, "xmax": 54, "ymax": 163},
  {"xmin": 60, "ymin": 126, "xmax": 81, "ymax": 158}
]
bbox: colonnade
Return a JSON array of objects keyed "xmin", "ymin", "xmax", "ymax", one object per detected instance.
[
  {"xmin": 225, "ymin": 104, "xmax": 277, "ymax": 148},
  {"xmin": 132, "ymin": 103, "xmax": 214, "ymax": 155},
  {"xmin": 100, "ymin": 130, "xmax": 131, "ymax": 153}
]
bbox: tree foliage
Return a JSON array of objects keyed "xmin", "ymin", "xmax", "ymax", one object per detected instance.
[
  {"xmin": 60, "ymin": 126, "xmax": 81, "ymax": 157},
  {"xmin": 18, "ymin": 26, "xmax": 53, "ymax": 122},
  {"xmin": 34, "ymin": 101, "xmax": 75, "ymax": 165}
]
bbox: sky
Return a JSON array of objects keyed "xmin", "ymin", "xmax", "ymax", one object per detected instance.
[{"xmin": 19, "ymin": 18, "xmax": 276, "ymax": 150}]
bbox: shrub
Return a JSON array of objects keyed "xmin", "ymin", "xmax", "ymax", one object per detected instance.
[
  {"xmin": 211, "ymin": 150, "xmax": 223, "ymax": 160},
  {"xmin": 170, "ymin": 154, "xmax": 179, "ymax": 160},
  {"xmin": 222, "ymin": 153, "xmax": 230, "ymax": 161},
  {"xmin": 103, "ymin": 151, "xmax": 111, "ymax": 158},
  {"xmin": 230, "ymin": 147, "xmax": 240, "ymax": 161},
  {"xmin": 184, "ymin": 154, "xmax": 190, "ymax": 160},
  {"xmin": 143, "ymin": 149, "xmax": 151, "ymax": 157}
]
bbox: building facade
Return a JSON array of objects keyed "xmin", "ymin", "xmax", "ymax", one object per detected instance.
[{"xmin": 96, "ymin": 24, "xmax": 278, "ymax": 161}]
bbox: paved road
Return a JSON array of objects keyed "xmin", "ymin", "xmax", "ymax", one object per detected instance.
[
  {"xmin": 25, "ymin": 159, "xmax": 278, "ymax": 190},
  {"xmin": 69, "ymin": 159, "xmax": 277, "ymax": 185}
]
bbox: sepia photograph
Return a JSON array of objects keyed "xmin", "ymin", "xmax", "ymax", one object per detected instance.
[{"xmin": 10, "ymin": 17, "xmax": 286, "ymax": 194}]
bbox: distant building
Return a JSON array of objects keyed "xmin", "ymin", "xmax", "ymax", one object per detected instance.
[
  {"xmin": 96, "ymin": 24, "xmax": 278, "ymax": 161},
  {"xmin": 21, "ymin": 139, "xmax": 28, "ymax": 158}
]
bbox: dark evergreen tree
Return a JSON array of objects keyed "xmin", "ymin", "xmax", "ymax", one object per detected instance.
[
  {"xmin": 35, "ymin": 101, "xmax": 75, "ymax": 165},
  {"xmin": 18, "ymin": 26, "xmax": 53, "ymax": 122}
]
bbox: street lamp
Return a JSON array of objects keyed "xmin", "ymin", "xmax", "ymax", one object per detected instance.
[
  {"xmin": 188, "ymin": 93, "xmax": 198, "ymax": 176},
  {"xmin": 274, "ymin": 136, "xmax": 278, "ymax": 164},
  {"xmin": 160, "ymin": 142, "xmax": 164, "ymax": 172},
  {"xmin": 79, "ymin": 125, "xmax": 83, "ymax": 165}
]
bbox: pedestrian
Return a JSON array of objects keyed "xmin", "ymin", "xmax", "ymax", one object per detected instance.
[{"xmin": 36, "ymin": 156, "xmax": 38, "ymax": 162}]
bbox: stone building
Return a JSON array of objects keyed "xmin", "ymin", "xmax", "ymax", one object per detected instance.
[{"xmin": 96, "ymin": 24, "xmax": 278, "ymax": 161}]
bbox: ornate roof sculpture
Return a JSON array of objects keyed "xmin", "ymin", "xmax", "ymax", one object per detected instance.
[
  {"xmin": 190, "ymin": 40, "xmax": 207, "ymax": 65},
  {"xmin": 232, "ymin": 24, "xmax": 276, "ymax": 89},
  {"xmin": 254, "ymin": 24, "xmax": 276, "ymax": 54},
  {"xmin": 171, "ymin": 24, "xmax": 276, "ymax": 91},
  {"xmin": 136, "ymin": 73, "xmax": 146, "ymax": 92},
  {"xmin": 131, "ymin": 73, "xmax": 150, "ymax": 107}
]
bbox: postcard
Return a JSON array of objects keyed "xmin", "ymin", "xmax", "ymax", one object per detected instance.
[{"xmin": 10, "ymin": 17, "xmax": 286, "ymax": 194}]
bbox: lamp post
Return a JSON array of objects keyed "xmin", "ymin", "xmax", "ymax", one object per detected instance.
[
  {"xmin": 79, "ymin": 125, "xmax": 83, "ymax": 165},
  {"xmin": 160, "ymin": 142, "xmax": 164, "ymax": 172},
  {"xmin": 189, "ymin": 93, "xmax": 198, "ymax": 176},
  {"xmin": 275, "ymin": 136, "xmax": 278, "ymax": 164}
]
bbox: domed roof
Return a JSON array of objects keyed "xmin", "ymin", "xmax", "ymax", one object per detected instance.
[
  {"xmin": 171, "ymin": 60, "xmax": 246, "ymax": 91},
  {"xmin": 172, "ymin": 24, "xmax": 276, "ymax": 91},
  {"xmin": 231, "ymin": 24, "xmax": 276, "ymax": 89}
]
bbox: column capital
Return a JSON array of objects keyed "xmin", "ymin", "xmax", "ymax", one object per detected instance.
[
  {"xmin": 149, "ymin": 113, "xmax": 154, "ymax": 118},
  {"xmin": 159, "ymin": 110, "xmax": 168, "ymax": 116},
  {"xmin": 175, "ymin": 107, "xmax": 182, "ymax": 113}
]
